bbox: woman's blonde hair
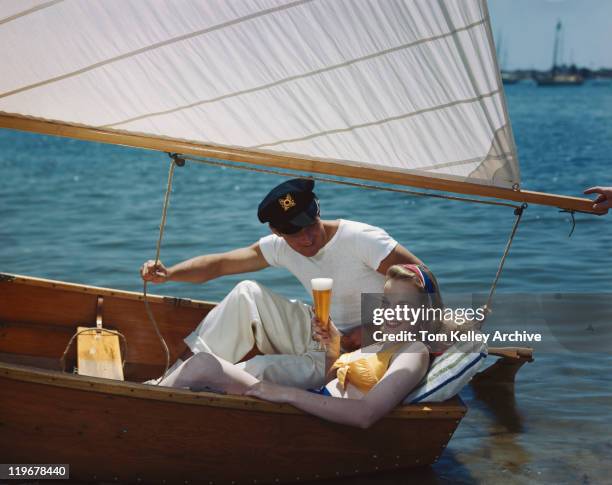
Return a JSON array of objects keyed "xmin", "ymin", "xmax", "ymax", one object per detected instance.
[
  {"xmin": 386, "ymin": 264, "xmax": 444, "ymax": 311},
  {"xmin": 385, "ymin": 264, "xmax": 476, "ymax": 341}
]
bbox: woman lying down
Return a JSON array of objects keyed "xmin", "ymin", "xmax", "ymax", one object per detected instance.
[{"xmin": 158, "ymin": 264, "xmax": 477, "ymax": 429}]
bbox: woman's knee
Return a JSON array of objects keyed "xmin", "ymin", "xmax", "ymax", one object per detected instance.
[
  {"xmin": 183, "ymin": 352, "xmax": 224, "ymax": 382},
  {"xmin": 234, "ymin": 280, "xmax": 261, "ymax": 295}
]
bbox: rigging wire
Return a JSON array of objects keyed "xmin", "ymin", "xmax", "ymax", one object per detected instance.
[
  {"xmin": 483, "ymin": 203, "xmax": 527, "ymax": 314},
  {"xmin": 143, "ymin": 153, "xmax": 185, "ymax": 383},
  {"xmin": 179, "ymin": 154, "xmax": 523, "ymax": 210}
]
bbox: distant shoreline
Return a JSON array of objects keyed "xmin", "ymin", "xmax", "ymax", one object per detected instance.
[{"xmin": 501, "ymin": 65, "xmax": 612, "ymax": 81}]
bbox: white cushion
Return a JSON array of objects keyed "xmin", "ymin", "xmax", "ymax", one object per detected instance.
[{"xmin": 403, "ymin": 340, "xmax": 487, "ymax": 404}]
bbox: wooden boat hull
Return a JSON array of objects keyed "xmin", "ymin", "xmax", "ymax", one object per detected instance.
[{"xmin": 0, "ymin": 273, "xmax": 466, "ymax": 483}]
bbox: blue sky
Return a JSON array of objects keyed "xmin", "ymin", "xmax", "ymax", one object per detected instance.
[{"xmin": 488, "ymin": 0, "xmax": 612, "ymax": 69}]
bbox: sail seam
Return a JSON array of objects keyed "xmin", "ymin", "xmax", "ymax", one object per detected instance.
[
  {"xmin": 249, "ymin": 89, "xmax": 501, "ymax": 149},
  {"xmin": 0, "ymin": 0, "xmax": 63, "ymax": 26},
  {"xmin": 102, "ymin": 18, "xmax": 487, "ymax": 129},
  {"xmin": 0, "ymin": 0, "xmax": 314, "ymax": 100},
  {"xmin": 437, "ymin": 1, "xmax": 517, "ymax": 185}
]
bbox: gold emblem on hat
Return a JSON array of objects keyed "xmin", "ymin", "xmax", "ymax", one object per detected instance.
[{"xmin": 278, "ymin": 193, "xmax": 296, "ymax": 211}]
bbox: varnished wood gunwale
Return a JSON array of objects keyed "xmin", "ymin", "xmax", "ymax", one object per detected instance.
[
  {"xmin": 0, "ymin": 113, "xmax": 600, "ymax": 213},
  {"xmin": 0, "ymin": 362, "xmax": 466, "ymax": 420},
  {"xmin": 0, "ymin": 271, "xmax": 215, "ymax": 309},
  {"xmin": 488, "ymin": 346, "xmax": 534, "ymax": 361}
]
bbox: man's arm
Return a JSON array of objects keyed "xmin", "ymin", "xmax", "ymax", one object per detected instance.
[
  {"xmin": 376, "ymin": 243, "xmax": 423, "ymax": 275},
  {"xmin": 141, "ymin": 242, "xmax": 269, "ymax": 284}
]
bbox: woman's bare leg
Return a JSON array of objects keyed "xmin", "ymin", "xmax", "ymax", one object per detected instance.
[{"xmin": 158, "ymin": 352, "xmax": 259, "ymax": 394}]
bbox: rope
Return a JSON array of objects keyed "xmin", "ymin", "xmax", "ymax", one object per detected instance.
[
  {"xmin": 180, "ymin": 154, "xmax": 522, "ymax": 210},
  {"xmin": 143, "ymin": 154, "xmax": 184, "ymax": 383},
  {"xmin": 483, "ymin": 203, "xmax": 528, "ymax": 314},
  {"xmin": 60, "ymin": 328, "xmax": 128, "ymax": 373},
  {"xmin": 560, "ymin": 209, "xmax": 576, "ymax": 237}
]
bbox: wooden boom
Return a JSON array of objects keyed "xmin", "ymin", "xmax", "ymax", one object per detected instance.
[{"xmin": 0, "ymin": 113, "xmax": 601, "ymax": 213}]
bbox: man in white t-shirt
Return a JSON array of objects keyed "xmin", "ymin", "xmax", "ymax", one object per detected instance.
[{"xmin": 141, "ymin": 178, "xmax": 423, "ymax": 388}]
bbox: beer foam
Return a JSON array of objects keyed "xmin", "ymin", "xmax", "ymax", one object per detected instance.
[{"xmin": 311, "ymin": 278, "xmax": 333, "ymax": 291}]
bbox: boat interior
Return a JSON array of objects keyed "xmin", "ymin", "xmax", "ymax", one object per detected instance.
[
  {"xmin": 0, "ymin": 272, "xmax": 211, "ymax": 382},
  {"xmin": 0, "ymin": 271, "xmax": 533, "ymax": 405}
]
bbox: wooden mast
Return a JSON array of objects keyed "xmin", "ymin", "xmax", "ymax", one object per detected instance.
[{"xmin": 0, "ymin": 113, "xmax": 600, "ymax": 213}]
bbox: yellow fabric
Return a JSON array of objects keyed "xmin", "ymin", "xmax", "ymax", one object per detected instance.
[{"xmin": 331, "ymin": 344, "xmax": 402, "ymax": 393}]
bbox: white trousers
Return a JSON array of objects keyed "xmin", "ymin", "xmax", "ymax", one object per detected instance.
[{"xmin": 184, "ymin": 280, "xmax": 325, "ymax": 389}]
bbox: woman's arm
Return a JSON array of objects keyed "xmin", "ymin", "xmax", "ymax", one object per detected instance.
[
  {"xmin": 246, "ymin": 341, "xmax": 429, "ymax": 428},
  {"xmin": 247, "ymin": 382, "xmax": 379, "ymax": 428}
]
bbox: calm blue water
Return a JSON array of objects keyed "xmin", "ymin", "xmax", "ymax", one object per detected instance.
[{"xmin": 1, "ymin": 81, "xmax": 611, "ymax": 484}]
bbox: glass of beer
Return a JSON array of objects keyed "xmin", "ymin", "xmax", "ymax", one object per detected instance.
[{"xmin": 311, "ymin": 278, "xmax": 333, "ymax": 350}]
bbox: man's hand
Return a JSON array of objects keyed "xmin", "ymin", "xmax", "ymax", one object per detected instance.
[
  {"xmin": 340, "ymin": 327, "xmax": 363, "ymax": 352},
  {"xmin": 584, "ymin": 186, "xmax": 612, "ymax": 214},
  {"xmin": 140, "ymin": 260, "xmax": 169, "ymax": 283}
]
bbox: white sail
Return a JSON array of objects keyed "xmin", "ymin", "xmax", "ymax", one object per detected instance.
[{"xmin": 0, "ymin": 0, "xmax": 519, "ymax": 188}]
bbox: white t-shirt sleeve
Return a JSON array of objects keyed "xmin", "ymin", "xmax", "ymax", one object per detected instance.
[
  {"xmin": 353, "ymin": 223, "xmax": 398, "ymax": 271},
  {"xmin": 258, "ymin": 234, "xmax": 284, "ymax": 268}
]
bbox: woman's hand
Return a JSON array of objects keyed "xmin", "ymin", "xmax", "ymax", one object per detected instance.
[
  {"xmin": 140, "ymin": 260, "xmax": 169, "ymax": 283},
  {"xmin": 244, "ymin": 381, "xmax": 294, "ymax": 404},
  {"xmin": 311, "ymin": 314, "xmax": 341, "ymax": 351},
  {"xmin": 340, "ymin": 327, "xmax": 362, "ymax": 352}
]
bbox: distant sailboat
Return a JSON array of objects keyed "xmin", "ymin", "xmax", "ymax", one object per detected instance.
[
  {"xmin": 536, "ymin": 20, "xmax": 583, "ymax": 86},
  {"xmin": 496, "ymin": 31, "xmax": 519, "ymax": 85},
  {"xmin": 501, "ymin": 71, "xmax": 520, "ymax": 85}
]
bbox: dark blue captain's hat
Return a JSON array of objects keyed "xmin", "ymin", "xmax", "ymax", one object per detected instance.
[{"xmin": 257, "ymin": 178, "xmax": 320, "ymax": 234}]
